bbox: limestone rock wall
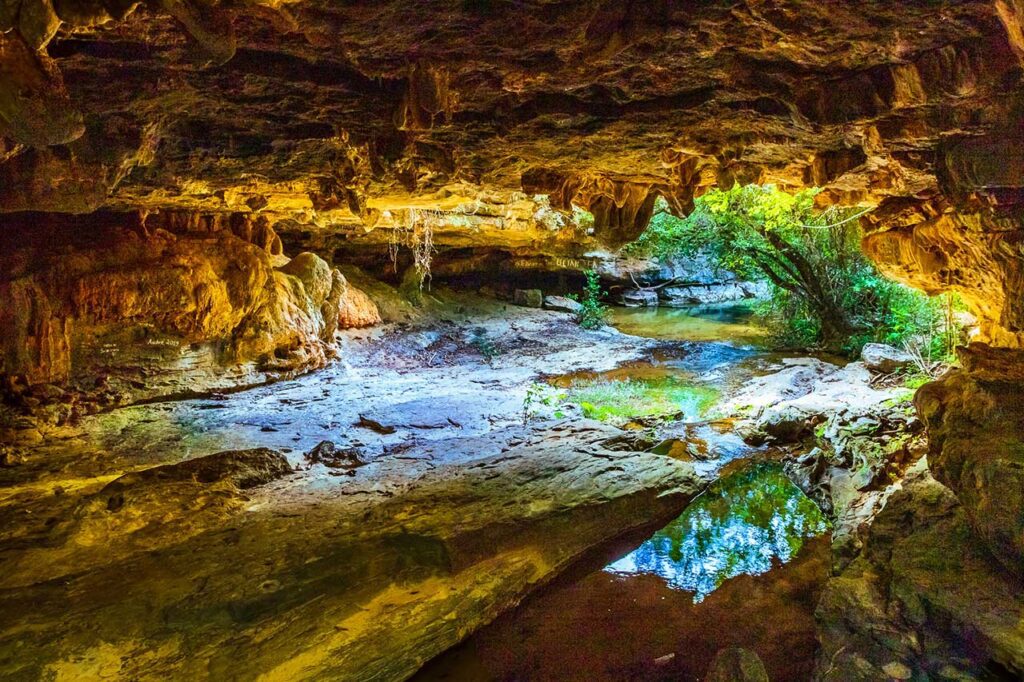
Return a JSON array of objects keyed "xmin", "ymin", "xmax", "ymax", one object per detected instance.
[
  {"xmin": 1, "ymin": 1, "xmax": 1023, "ymax": 343},
  {"xmin": 0, "ymin": 212, "xmax": 377, "ymax": 421},
  {"xmin": 866, "ymin": 210, "xmax": 1024, "ymax": 348},
  {"xmin": 916, "ymin": 345, "xmax": 1024, "ymax": 575}
]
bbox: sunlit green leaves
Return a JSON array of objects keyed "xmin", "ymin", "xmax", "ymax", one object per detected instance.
[{"xmin": 622, "ymin": 183, "xmax": 963, "ymax": 357}]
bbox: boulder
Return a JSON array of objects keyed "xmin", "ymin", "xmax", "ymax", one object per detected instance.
[
  {"xmin": 336, "ymin": 276, "xmax": 383, "ymax": 329},
  {"xmin": 621, "ymin": 288, "xmax": 659, "ymax": 307},
  {"xmin": 758, "ymin": 403, "xmax": 815, "ymax": 443},
  {"xmin": 513, "ymin": 289, "xmax": 543, "ymax": 308},
  {"xmin": 816, "ymin": 460, "xmax": 1024, "ymax": 680},
  {"xmin": 860, "ymin": 343, "xmax": 914, "ymax": 374},
  {"xmin": 543, "ymin": 295, "xmax": 582, "ymax": 314}
]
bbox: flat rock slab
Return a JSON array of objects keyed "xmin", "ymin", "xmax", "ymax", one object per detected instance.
[
  {"xmin": 356, "ymin": 397, "xmax": 472, "ymax": 432},
  {"xmin": 0, "ymin": 420, "xmax": 701, "ymax": 682}
]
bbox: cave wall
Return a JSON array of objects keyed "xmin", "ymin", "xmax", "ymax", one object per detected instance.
[
  {"xmin": 0, "ymin": 211, "xmax": 378, "ymax": 422},
  {"xmin": 0, "ymin": 0, "xmax": 1022, "ymax": 580},
  {"xmin": 1, "ymin": 1, "xmax": 1024, "ymax": 678},
  {"xmin": 3, "ymin": 1, "xmax": 1023, "ymax": 339}
]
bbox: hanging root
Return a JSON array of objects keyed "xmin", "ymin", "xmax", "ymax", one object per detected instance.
[
  {"xmin": 389, "ymin": 203, "xmax": 483, "ymax": 288},
  {"xmin": 411, "ymin": 217, "xmax": 435, "ymax": 290}
]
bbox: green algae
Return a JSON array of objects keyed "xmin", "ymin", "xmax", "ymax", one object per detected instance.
[
  {"xmin": 606, "ymin": 304, "xmax": 766, "ymax": 345},
  {"xmin": 563, "ymin": 375, "xmax": 720, "ymax": 423}
]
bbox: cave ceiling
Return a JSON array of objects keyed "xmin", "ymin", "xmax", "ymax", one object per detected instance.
[{"xmin": 1, "ymin": 0, "xmax": 1021, "ymax": 228}]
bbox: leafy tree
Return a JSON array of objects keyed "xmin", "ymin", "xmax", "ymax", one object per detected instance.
[
  {"xmin": 625, "ymin": 185, "xmax": 960, "ymax": 356},
  {"xmin": 694, "ymin": 185, "xmax": 868, "ymax": 342}
]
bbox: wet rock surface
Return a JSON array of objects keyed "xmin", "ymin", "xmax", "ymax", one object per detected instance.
[
  {"xmin": 0, "ymin": 421, "xmax": 701, "ymax": 681},
  {"xmin": 0, "ymin": 298, "xmax": 709, "ymax": 680},
  {"xmin": 723, "ymin": 358, "xmax": 904, "ymax": 445}
]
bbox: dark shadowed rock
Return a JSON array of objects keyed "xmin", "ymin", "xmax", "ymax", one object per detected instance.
[
  {"xmin": 514, "ymin": 289, "xmax": 544, "ymax": 308},
  {"xmin": 816, "ymin": 459, "xmax": 1024, "ymax": 680},
  {"xmin": 916, "ymin": 346, "xmax": 1024, "ymax": 575},
  {"xmin": 706, "ymin": 647, "xmax": 770, "ymax": 682},
  {"xmin": 103, "ymin": 447, "xmax": 292, "ymax": 494},
  {"xmin": 305, "ymin": 440, "xmax": 368, "ymax": 469}
]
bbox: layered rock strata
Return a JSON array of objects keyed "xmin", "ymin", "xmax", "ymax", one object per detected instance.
[
  {"xmin": 0, "ymin": 421, "xmax": 701, "ymax": 681},
  {"xmin": 0, "ymin": 212, "xmax": 378, "ymax": 422},
  {"xmin": 916, "ymin": 345, "xmax": 1024, "ymax": 575}
]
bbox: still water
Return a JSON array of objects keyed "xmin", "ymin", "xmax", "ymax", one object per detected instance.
[
  {"xmin": 416, "ymin": 462, "xmax": 831, "ymax": 681},
  {"xmin": 606, "ymin": 303, "xmax": 768, "ymax": 346},
  {"xmin": 605, "ymin": 462, "xmax": 829, "ymax": 602}
]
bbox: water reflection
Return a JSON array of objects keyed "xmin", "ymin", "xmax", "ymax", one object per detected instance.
[
  {"xmin": 606, "ymin": 303, "xmax": 767, "ymax": 346},
  {"xmin": 605, "ymin": 462, "xmax": 829, "ymax": 602}
]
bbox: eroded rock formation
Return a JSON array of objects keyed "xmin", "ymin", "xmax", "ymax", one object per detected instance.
[
  {"xmin": 917, "ymin": 345, "xmax": 1024, "ymax": 575},
  {"xmin": 0, "ymin": 0, "xmax": 1020, "ymax": 344},
  {"xmin": 0, "ymin": 211, "xmax": 378, "ymax": 423},
  {"xmin": 2, "ymin": 0, "xmax": 1024, "ymax": 679},
  {"xmin": 1, "ymin": 0, "xmax": 1023, "ymax": 361},
  {"xmin": 816, "ymin": 460, "xmax": 1024, "ymax": 680}
]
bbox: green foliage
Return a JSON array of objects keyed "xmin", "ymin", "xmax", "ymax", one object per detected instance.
[
  {"xmin": 572, "ymin": 204, "xmax": 595, "ymax": 232},
  {"xmin": 576, "ymin": 270, "xmax": 608, "ymax": 330},
  {"xmin": 622, "ymin": 196, "xmax": 712, "ymax": 263},
  {"xmin": 624, "ymin": 184, "xmax": 964, "ymax": 357},
  {"xmin": 522, "ymin": 382, "xmax": 566, "ymax": 425},
  {"xmin": 469, "ymin": 328, "xmax": 499, "ymax": 363}
]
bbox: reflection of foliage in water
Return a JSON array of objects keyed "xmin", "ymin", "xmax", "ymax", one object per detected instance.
[
  {"xmin": 605, "ymin": 462, "xmax": 829, "ymax": 602},
  {"xmin": 606, "ymin": 305, "xmax": 767, "ymax": 347}
]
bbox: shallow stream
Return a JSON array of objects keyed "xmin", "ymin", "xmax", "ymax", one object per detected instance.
[{"xmin": 417, "ymin": 303, "xmax": 833, "ymax": 681}]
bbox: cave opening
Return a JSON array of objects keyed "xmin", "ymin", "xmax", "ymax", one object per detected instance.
[{"xmin": 3, "ymin": 1, "xmax": 1024, "ymax": 680}]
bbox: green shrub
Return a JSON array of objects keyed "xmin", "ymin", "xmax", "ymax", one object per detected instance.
[
  {"xmin": 576, "ymin": 270, "xmax": 608, "ymax": 330},
  {"xmin": 469, "ymin": 328, "xmax": 499, "ymax": 363}
]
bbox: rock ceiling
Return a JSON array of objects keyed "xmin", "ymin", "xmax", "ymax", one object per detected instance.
[
  {"xmin": 1, "ymin": 0, "xmax": 1023, "ymax": 340},
  {"xmin": 1, "ymin": 0, "xmax": 1019, "ymax": 215}
]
